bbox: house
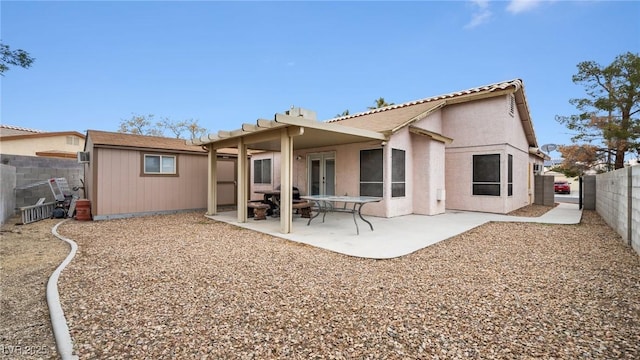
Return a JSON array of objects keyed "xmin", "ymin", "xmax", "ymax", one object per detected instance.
[
  {"xmin": 83, "ymin": 130, "xmax": 239, "ymax": 220},
  {"xmin": 0, "ymin": 124, "xmax": 85, "ymax": 159},
  {"xmin": 190, "ymin": 79, "xmax": 547, "ymax": 234}
]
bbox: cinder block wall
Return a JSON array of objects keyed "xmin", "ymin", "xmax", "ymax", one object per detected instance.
[
  {"xmin": 595, "ymin": 166, "xmax": 639, "ymax": 254},
  {"xmin": 0, "ymin": 164, "xmax": 17, "ymax": 224},
  {"xmin": 534, "ymin": 175, "xmax": 554, "ymax": 206},
  {"xmin": 0, "ymin": 154, "xmax": 84, "ymax": 209}
]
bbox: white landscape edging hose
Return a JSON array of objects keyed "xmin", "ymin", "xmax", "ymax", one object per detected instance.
[{"xmin": 49, "ymin": 219, "xmax": 79, "ymax": 360}]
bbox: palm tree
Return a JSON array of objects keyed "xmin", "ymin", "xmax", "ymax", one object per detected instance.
[
  {"xmin": 368, "ymin": 97, "xmax": 394, "ymax": 109},
  {"xmin": 335, "ymin": 110, "xmax": 350, "ymax": 117}
]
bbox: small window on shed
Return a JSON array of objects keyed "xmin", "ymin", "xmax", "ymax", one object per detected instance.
[{"xmin": 143, "ymin": 154, "xmax": 177, "ymax": 176}]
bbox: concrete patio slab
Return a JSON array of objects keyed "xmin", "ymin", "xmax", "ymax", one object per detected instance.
[{"xmin": 206, "ymin": 203, "xmax": 582, "ymax": 259}]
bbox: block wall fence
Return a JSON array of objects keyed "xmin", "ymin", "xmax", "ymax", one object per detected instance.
[{"xmin": 594, "ymin": 166, "xmax": 640, "ymax": 255}]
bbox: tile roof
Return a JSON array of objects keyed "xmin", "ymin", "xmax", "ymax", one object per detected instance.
[
  {"xmin": 0, "ymin": 124, "xmax": 46, "ymax": 133},
  {"xmin": 327, "ymin": 79, "xmax": 526, "ymax": 134},
  {"xmin": 0, "ymin": 124, "xmax": 47, "ymax": 137},
  {"xmin": 87, "ymin": 130, "xmax": 207, "ymax": 153}
]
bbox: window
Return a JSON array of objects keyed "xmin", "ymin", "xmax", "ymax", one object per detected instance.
[
  {"xmin": 253, "ymin": 159, "xmax": 271, "ymax": 184},
  {"xmin": 360, "ymin": 149, "xmax": 383, "ymax": 197},
  {"xmin": 392, "ymin": 149, "xmax": 405, "ymax": 197},
  {"xmin": 508, "ymin": 154, "xmax": 513, "ymax": 196},
  {"xmin": 472, "ymin": 154, "xmax": 500, "ymax": 196},
  {"xmin": 144, "ymin": 154, "xmax": 176, "ymax": 175},
  {"xmin": 66, "ymin": 136, "xmax": 79, "ymax": 145}
]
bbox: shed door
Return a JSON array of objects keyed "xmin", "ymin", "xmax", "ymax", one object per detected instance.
[{"xmin": 217, "ymin": 158, "xmax": 237, "ymax": 206}]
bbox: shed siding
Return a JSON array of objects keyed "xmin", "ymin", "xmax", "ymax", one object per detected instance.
[{"xmin": 94, "ymin": 147, "xmax": 207, "ymax": 218}]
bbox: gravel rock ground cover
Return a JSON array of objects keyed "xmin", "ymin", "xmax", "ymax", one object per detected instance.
[
  {"xmin": 1, "ymin": 216, "xmax": 69, "ymax": 360},
  {"xmin": 56, "ymin": 209, "xmax": 640, "ymax": 359}
]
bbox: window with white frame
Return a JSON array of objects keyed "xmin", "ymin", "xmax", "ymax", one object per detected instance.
[
  {"xmin": 472, "ymin": 154, "xmax": 500, "ymax": 196},
  {"xmin": 392, "ymin": 148, "xmax": 405, "ymax": 197},
  {"xmin": 360, "ymin": 148, "xmax": 383, "ymax": 197},
  {"xmin": 253, "ymin": 158, "xmax": 272, "ymax": 184},
  {"xmin": 144, "ymin": 154, "xmax": 177, "ymax": 175}
]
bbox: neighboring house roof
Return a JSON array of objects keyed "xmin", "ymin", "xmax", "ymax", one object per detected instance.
[
  {"xmin": 0, "ymin": 128, "xmax": 86, "ymax": 159},
  {"xmin": 0, "ymin": 130, "xmax": 85, "ymax": 141},
  {"xmin": 328, "ymin": 79, "xmax": 538, "ymax": 147},
  {"xmin": 35, "ymin": 150, "xmax": 78, "ymax": 159},
  {"xmin": 0, "ymin": 124, "xmax": 46, "ymax": 137}
]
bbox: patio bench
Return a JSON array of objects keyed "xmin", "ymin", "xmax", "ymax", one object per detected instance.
[
  {"xmin": 292, "ymin": 200, "xmax": 312, "ymax": 218},
  {"xmin": 247, "ymin": 202, "xmax": 270, "ymax": 220}
]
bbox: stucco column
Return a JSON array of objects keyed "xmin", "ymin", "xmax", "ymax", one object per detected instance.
[
  {"xmin": 237, "ymin": 138, "xmax": 248, "ymax": 222},
  {"xmin": 207, "ymin": 146, "xmax": 217, "ymax": 215},
  {"xmin": 280, "ymin": 128, "xmax": 293, "ymax": 234}
]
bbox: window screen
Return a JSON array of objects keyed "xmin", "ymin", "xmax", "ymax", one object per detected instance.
[
  {"xmin": 508, "ymin": 154, "xmax": 513, "ymax": 196},
  {"xmin": 392, "ymin": 148, "xmax": 405, "ymax": 197},
  {"xmin": 360, "ymin": 149, "xmax": 383, "ymax": 197},
  {"xmin": 253, "ymin": 159, "xmax": 271, "ymax": 184},
  {"xmin": 472, "ymin": 154, "xmax": 500, "ymax": 196}
]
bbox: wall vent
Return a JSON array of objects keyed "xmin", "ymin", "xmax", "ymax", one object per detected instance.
[{"xmin": 509, "ymin": 94, "xmax": 515, "ymax": 117}]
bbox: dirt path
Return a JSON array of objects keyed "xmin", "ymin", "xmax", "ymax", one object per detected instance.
[{"xmin": 1, "ymin": 216, "xmax": 68, "ymax": 360}]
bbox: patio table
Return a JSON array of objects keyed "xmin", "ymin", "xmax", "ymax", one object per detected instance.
[
  {"xmin": 300, "ymin": 195, "xmax": 382, "ymax": 235},
  {"xmin": 255, "ymin": 190, "xmax": 281, "ymax": 216}
]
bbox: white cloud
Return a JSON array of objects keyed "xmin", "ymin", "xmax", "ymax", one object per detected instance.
[
  {"xmin": 465, "ymin": 0, "xmax": 493, "ymax": 29},
  {"xmin": 506, "ymin": 0, "xmax": 544, "ymax": 14}
]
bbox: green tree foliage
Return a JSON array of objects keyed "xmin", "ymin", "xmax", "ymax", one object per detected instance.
[
  {"xmin": 0, "ymin": 42, "xmax": 35, "ymax": 75},
  {"xmin": 335, "ymin": 110, "xmax": 350, "ymax": 117},
  {"xmin": 368, "ymin": 97, "xmax": 394, "ymax": 110},
  {"xmin": 118, "ymin": 114, "xmax": 207, "ymax": 140},
  {"xmin": 556, "ymin": 52, "xmax": 640, "ymax": 169}
]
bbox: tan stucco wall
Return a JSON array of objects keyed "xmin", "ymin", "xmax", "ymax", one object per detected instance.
[
  {"xmin": 0, "ymin": 135, "xmax": 85, "ymax": 156},
  {"xmin": 443, "ymin": 95, "xmax": 539, "ymax": 213},
  {"xmin": 246, "ymin": 94, "xmax": 541, "ymax": 216}
]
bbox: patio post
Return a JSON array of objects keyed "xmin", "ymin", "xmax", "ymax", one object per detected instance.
[
  {"xmin": 237, "ymin": 137, "xmax": 248, "ymax": 223},
  {"xmin": 207, "ymin": 146, "xmax": 217, "ymax": 215},
  {"xmin": 280, "ymin": 128, "xmax": 293, "ymax": 233}
]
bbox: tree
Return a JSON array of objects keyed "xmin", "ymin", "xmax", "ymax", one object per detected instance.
[
  {"xmin": 1, "ymin": 42, "xmax": 35, "ymax": 75},
  {"xmin": 367, "ymin": 97, "xmax": 394, "ymax": 109},
  {"xmin": 335, "ymin": 110, "xmax": 350, "ymax": 117},
  {"xmin": 118, "ymin": 114, "xmax": 163, "ymax": 136},
  {"xmin": 552, "ymin": 144, "xmax": 604, "ymax": 177},
  {"xmin": 119, "ymin": 114, "xmax": 207, "ymax": 140},
  {"xmin": 556, "ymin": 52, "xmax": 640, "ymax": 169}
]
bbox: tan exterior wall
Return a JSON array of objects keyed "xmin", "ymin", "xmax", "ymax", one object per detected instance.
[
  {"xmin": 91, "ymin": 147, "xmax": 208, "ymax": 219},
  {"xmin": 246, "ymin": 95, "xmax": 541, "ymax": 216},
  {"xmin": 443, "ymin": 95, "xmax": 540, "ymax": 213},
  {"xmin": 0, "ymin": 135, "xmax": 85, "ymax": 156}
]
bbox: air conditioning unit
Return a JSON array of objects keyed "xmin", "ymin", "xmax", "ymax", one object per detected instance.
[
  {"xmin": 77, "ymin": 151, "xmax": 90, "ymax": 164},
  {"xmin": 533, "ymin": 163, "xmax": 543, "ymax": 174}
]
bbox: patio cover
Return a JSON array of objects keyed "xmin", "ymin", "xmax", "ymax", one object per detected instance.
[{"xmin": 188, "ymin": 113, "xmax": 386, "ymax": 234}]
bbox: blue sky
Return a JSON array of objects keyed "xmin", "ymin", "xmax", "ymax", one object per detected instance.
[{"xmin": 2, "ymin": 0, "xmax": 639, "ymax": 155}]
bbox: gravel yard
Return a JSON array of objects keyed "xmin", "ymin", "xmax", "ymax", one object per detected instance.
[{"xmin": 51, "ymin": 209, "xmax": 640, "ymax": 359}]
